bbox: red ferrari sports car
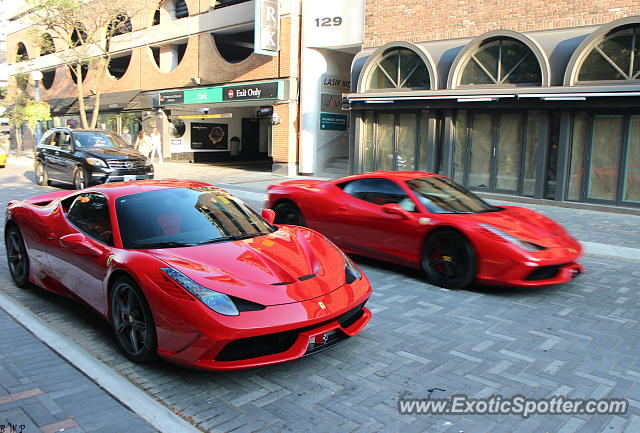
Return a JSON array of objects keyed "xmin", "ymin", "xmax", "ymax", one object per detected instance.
[
  {"xmin": 4, "ymin": 180, "xmax": 371, "ymax": 370},
  {"xmin": 267, "ymin": 171, "xmax": 584, "ymax": 289}
]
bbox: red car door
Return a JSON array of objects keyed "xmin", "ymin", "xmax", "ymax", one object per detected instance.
[
  {"xmin": 45, "ymin": 192, "xmax": 113, "ymax": 314},
  {"xmin": 333, "ymin": 178, "xmax": 425, "ymax": 267}
]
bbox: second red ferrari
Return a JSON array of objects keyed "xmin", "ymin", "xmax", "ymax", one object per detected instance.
[{"xmin": 267, "ymin": 171, "xmax": 584, "ymax": 289}]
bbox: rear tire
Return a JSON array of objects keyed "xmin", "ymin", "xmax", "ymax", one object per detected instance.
[
  {"xmin": 73, "ymin": 166, "xmax": 89, "ymax": 190},
  {"xmin": 110, "ymin": 276, "xmax": 158, "ymax": 363},
  {"xmin": 5, "ymin": 224, "xmax": 30, "ymax": 287},
  {"xmin": 422, "ymin": 229, "xmax": 476, "ymax": 289},
  {"xmin": 273, "ymin": 202, "xmax": 305, "ymax": 226},
  {"xmin": 35, "ymin": 162, "xmax": 48, "ymax": 186}
]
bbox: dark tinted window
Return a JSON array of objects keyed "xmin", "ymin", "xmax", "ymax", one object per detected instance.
[
  {"xmin": 66, "ymin": 193, "xmax": 113, "ymax": 245},
  {"xmin": 59, "ymin": 132, "xmax": 72, "ymax": 149},
  {"xmin": 406, "ymin": 176, "xmax": 499, "ymax": 213},
  {"xmin": 342, "ymin": 178, "xmax": 416, "ymax": 211},
  {"xmin": 73, "ymin": 131, "xmax": 127, "ymax": 148},
  {"xmin": 116, "ymin": 187, "xmax": 275, "ymax": 249}
]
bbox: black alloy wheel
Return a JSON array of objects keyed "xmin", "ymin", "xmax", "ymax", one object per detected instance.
[
  {"xmin": 5, "ymin": 225, "xmax": 30, "ymax": 287},
  {"xmin": 73, "ymin": 167, "xmax": 88, "ymax": 190},
  {"xmin": 110, "ymin": 277, "xmax": 157, "ymax": 362},
  {"xmin": 35, "ymin": 162, "xmax": 49, "ymax": 186},
  {"xmin": 273, "ymin": 202, "xmax": 305, "ymax": 226},
  {"xmin": 422, "ymin": 229, "xmax": 476, "ymax": 289}
]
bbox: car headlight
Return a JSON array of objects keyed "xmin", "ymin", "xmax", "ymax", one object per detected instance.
[
  {"xmin": 144, "ymin": 157, "xmax": 152, "ymax": 166},
  {"xmin": 85, "ymin": 157, "xmax": 107, "ymax": 167},
  {"xmin": 323, "ymin": 237, "xmax": 362, "ymax": 284},
  {"xmin": 160, "ymin": 267, "xmax": 239, "ymax": 316},
  {"xmin": 479, "ymin": 224, "xmax": 545, "ymax": 252}
]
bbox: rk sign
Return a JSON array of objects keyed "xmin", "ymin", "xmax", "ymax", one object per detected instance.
[{"xmin": 255, "ymin": 0, "xmax": 279, "ymax": 56}]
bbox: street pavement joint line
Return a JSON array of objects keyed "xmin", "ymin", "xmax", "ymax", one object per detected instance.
[{"xmin": 0, "ymin": 290, "xmax": 203, "ymax": 433}]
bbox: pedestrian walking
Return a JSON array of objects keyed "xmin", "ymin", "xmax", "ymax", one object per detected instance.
[
  {"xmin": 149, "ymin": 126, "xmax": 163, "ymax": 164},
  {"xmin": 120, "ymin": 126, "xmax": 132, "ymax": 146},
  {"xmin": 135, "ymin": 130, "xmax": 151, "ymax": 157}
]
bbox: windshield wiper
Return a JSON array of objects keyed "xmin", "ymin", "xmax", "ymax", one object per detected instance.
[
  {"xmin": 132, "ymin": 241, "xmax": 199, "ymax": 249},
  {"xmin": 197, "ymin": 233, "xmax": 263, "ymax": 245}
]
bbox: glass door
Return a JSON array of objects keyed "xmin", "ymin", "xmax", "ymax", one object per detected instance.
[
  {"xmin": 586, "ymin": 115, "xmax": 624, "ymax": 201},
  {"xmin": 624, "ymin": 116, "xmax": 640, "ymax": 204},
  {"xmin": 495, "ymin": 113, "xmax": 523, "ymax": 193},
  {"xmin": 467, "ymin": 113, "xmax": 493, "ymax": 189}
]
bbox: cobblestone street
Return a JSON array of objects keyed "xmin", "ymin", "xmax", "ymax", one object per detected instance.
[{"xmin": 1, "ymin": 157, "xmax": 639, "ymax": 432}]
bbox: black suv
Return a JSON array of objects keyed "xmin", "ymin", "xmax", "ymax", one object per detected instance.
[{"xmin": 34, "ymin": 128, "xmax": 154, "ymax": 189}]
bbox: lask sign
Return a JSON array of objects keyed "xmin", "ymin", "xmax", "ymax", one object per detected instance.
[{"xmin": 255, "ymin": 0, "xmax": 279, "ymax": 56}]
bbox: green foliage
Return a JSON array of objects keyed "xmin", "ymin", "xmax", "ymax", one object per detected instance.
[{"xmin": 13, "ymin": 100, "xmax": 52, "ymax": 132}]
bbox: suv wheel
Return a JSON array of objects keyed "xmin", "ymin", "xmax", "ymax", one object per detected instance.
[
  {"xmin": 35, "ymin": 162, "xmax": 49, "ymax": 186},
  {"xmin": 73, "ymin": 167, "xmax": 89, "ymax": 190}
]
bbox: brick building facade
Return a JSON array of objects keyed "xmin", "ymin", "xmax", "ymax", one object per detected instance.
[
  {"xmin": 345, "ymin": 1, "xmax": 640, "ymax": 208},
  {"xmin": 7, "ymin": 0, "xmax": 302, "ymax": 175}
]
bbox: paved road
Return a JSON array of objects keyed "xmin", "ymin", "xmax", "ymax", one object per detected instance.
[{"xmin": 1, "ymin": 158, "xmax": 640, "ymax": 432}]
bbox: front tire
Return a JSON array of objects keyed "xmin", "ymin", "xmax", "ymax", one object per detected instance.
[
  {"xmin": 422, "ymin": 229, "xmax": 476, "ymax": 289},
  {"xmin": 273, "ymin": 202, "xmax": 305, "ymax": 226},
  {"xmin": 35, "ymin": 161, "xmax": 48, "ymax": 186},
  {"xmin": 110, "ymin": 277, "xmax": 157, "ymax": 363},
  {"xmin": 5, "ymin": 225, "xmax": 30, "ymax": 287},
  {"xmin": 73, "ymin": 166, "xmax": 89, "ymax": 190}
]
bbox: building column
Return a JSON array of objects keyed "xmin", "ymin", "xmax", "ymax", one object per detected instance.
[
  {"xmin": 159, "ymin": 45, "xmax": 179, "ymax": 73},
  {"xmin": 299, "ymin": 48, "xmax": 328, "ymax": 174},
  {"xmin": 272, "ymin": 102, "xmax": 298, "ymax": 176}
]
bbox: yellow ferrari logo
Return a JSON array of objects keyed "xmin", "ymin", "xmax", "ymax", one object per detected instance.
[
  {"xmin": 106, "ymin": 255, "xmax": 114, "ymax": 266},
  {"xmin": 419, "ymin": 217, "xmax": 431, "ymax": 225},
  {"xmin": 442, "ymin": 256, "xmax": 453, "ymax": 262},
  {"xmin": 318, "ymin": 301, "xmax": 326, "ymax": 310}
]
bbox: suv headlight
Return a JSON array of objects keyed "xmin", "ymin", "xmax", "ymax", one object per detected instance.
[
  {"xmin": 144, "ymin": 157, "xmax": 152, "ymax": 166},
  {"xmin": 323, "ymin": 237, "xmax": 362, "ymax": 284},
  {"xmin": 85, "ymin": 157, "xmax": 107, "ymax": 167},
  {"xmin": 480, "ymin": 224, "xmax": 545, "ymax": 252},
  {"xmin": 160, "ymin": 267, "xmax": 239, "ymax": 316}
]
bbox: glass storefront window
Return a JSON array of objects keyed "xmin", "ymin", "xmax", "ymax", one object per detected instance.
[
  {"xmin": 522, "ymin": 111, "xmax": 540, "ymax": 197},
  {"xmin": 468, "ymin": 113, "xmax": 492, "ymax": 188},
  {"xmin": 376, "ymin": 114, "xmax": 395, "ymax": 171},
  {"xmin": 587, "ymin": 115, "xmax": 624, "ymax": 201},
  {"xmin": 568, "ymin": 112, "xmax": 588, "ymax": 201},
  {"xmin": 397, "ymin": 114, "xmax": 417, "ymax": 170},
  {"xmin": 362, "ymin": 111, "xmax": 375, "ymax": 172},
  {"xmin": 625, "ymin": 116, "xmax": 640, "ymax": 203},
  {"xmin": 495, "ymin": 113, "xmax": 522, "ymax": 191},
  {"xmin": 453, "ymin": 111, "xmax": 467, "ymax": 183},
  {"xmin": 418, "ymin": 114, "xmax": 430, "ymax": 171}
]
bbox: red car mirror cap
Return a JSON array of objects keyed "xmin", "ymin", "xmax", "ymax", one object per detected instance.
[
  {"xmin": 262, "ymin": 208, "xmax": 276, "ymax": 225},
  {"xmin": 382, "ymin": 203, "xmax": 410, "ymax": 219},
  {"xmin": 59, "ymin": 233, "xmax": 102, "ymax": 257}
]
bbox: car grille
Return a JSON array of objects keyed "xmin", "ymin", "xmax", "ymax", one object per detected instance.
[
  {"xmin": 215, "ymin": 301, "xmax": 367, "ymax": 362},
  {"xmin": 525, "ymin": 264, "xmax": 568, "ymax": 281},
  {"xmin": 106, "ymin": 159, "xmax": 146, "ymax": 169}
]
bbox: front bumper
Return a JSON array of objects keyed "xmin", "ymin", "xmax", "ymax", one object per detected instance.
[
  {"xmin": 476, "ymin": 242, "xmax": 584, "ymax": 287},
  {"xmin": 90, "ymin": 166, "xmax": 154, "ymax": 184},
  {"xmin": 150, "ymin": 276, "xmax": 372, "ymax": 371}
]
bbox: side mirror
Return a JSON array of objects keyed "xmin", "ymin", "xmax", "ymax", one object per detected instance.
[
  {"xmin": 382, "ymin": 203, "xmax": 410, "ymax": 219},
  {"xmin": 261, "ymin": 208, "xmax": 276, "ymax": 225},
  {"xmin": 59, "ymin": 233, "xmax": 102, "ymax": 256}
]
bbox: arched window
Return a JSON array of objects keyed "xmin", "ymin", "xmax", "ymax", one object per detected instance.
[
  {"xmin": 367, "ymin": 48, "xmax": 430, "ymax": 90},
  {"xmin": 458, "ymin": 38, "xmax": 542, "ymax": 86},
  {"xmin": 42, "ymin": 69, "xmax": 56, "ymax": 89},
  {"xmin": 41, "ymin": 33, "xmax": 55, "ymax": 55},
  {"xmin": 68, "ymin": 63, "xmax": 88, "ymax": 84},
  {"xmin": 15, "ymin": 42, "xmax": 29, "ymax": 62},
  {"xmin": 108, "ymin": 52, "xmax": 132, "ymax": 79},
  {"xmin": 108, "ymin": 14, "xmax": 132, "ymax": 37},
  {"xmin": 577, "ymin": 25, "xmax": 640, "ymax": 82}
]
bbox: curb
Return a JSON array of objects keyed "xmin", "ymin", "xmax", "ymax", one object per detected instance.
[{"xmin": 0, "ymin": 290, "xmax": 203, "ymax": 433}]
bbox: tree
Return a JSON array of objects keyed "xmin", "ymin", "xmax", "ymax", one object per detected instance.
[
  {"xmin": 26, "ymin": 0, "xmax": 160, "ymax": 129},
  {"xmin": 14, "ymin": 100, "xmax": 52, "ymax": 133}
]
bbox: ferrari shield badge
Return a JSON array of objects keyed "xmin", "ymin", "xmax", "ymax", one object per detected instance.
[
  {"xmin": 318, "ymin": 301, "xmax": 326, "ymax": 310},
  {"xmin": 106, "ymin": 255, "xmax": 115, "ymax": 266},
  {"xmin": 419, "ymin": 217, "xmax": 431, "ymax": 225}
]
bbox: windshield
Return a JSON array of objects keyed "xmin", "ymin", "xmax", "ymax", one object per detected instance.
[
  {"xmin": 116, "ymin": 187, "xmax": 275, "ymax": 249},
  {"xmin": 73, "ymin": 131, "xmax": 128, "ymax": 148},
  {"xmin": 406, "ymin": 176, "xmax": 500, "ymax": 214}
]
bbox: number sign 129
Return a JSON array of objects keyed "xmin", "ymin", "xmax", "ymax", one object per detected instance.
[{"xmin": 315, "ymin": 17, "xmax": 342, "ymax": 27}]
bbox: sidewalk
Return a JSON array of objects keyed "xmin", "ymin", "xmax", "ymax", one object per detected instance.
[{"xmin": 0, "ymin": 307, "xmax": 157, "ymax": 433}]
